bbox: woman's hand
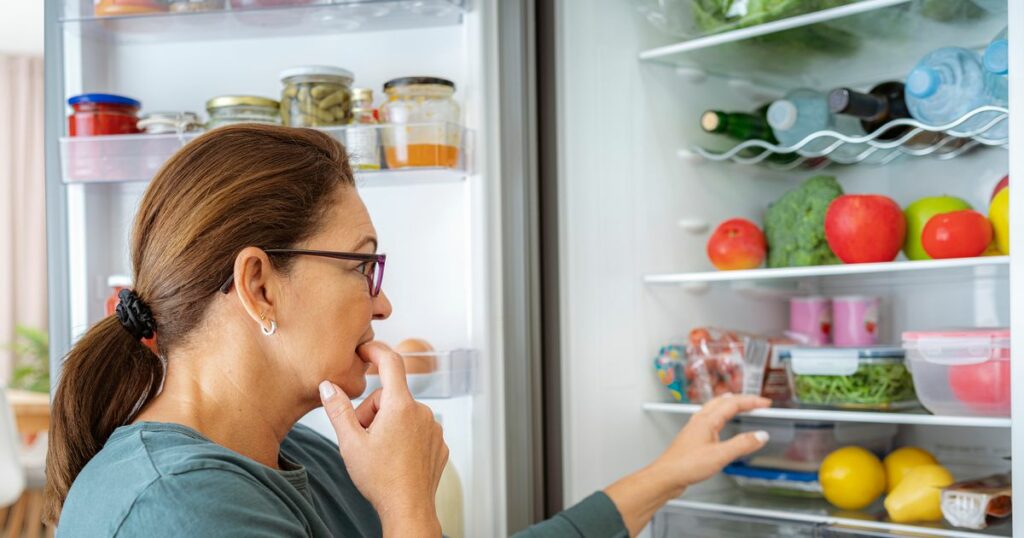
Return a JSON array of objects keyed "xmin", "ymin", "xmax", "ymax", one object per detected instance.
[
  {"xmin": 319, "ymin": 342, "xmax": 448, "ymax": 537},
  {"xmin": 604, "ymin": 394, "xmax": 771, "ymax": 536}
]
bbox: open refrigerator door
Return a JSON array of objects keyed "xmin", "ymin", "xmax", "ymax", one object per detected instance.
[
  {"xmin": 42, "ymin": 0, "xmax": 542, "ymax": 535},
  {"xmin": 553, "ymin": 0, "xmax": 1019, "ymax": 536}
]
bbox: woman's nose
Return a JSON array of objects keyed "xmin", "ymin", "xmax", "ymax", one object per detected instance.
[{"xmin": 372, "ymin": 290, "xmax": 392, "ymax": 320}]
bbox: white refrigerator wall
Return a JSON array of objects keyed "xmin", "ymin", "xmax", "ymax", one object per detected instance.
[
  {"xmin": 57, "ymin": 4, "xmax": 507, "ymax": 535},
  {"xmin": 556, "ymin": 0, "xmax": 1011, "ymax": 514}
]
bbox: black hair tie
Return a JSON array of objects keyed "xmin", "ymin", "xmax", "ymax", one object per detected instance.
[{"xmin": 115, "ymin": 289, "xmax": 156, "ymax": 341}]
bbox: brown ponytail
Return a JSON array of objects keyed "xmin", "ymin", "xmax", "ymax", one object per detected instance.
[{"xmin": 44, "ymin": 125, "xmax": 355, "ymax": 524}]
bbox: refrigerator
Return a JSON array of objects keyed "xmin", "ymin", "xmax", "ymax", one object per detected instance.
[
  {"xmin": 551, "ymin": 0, "xmax": 1020, "ymax": 536},
  {"xmin": 41, "ymin": 0, "xmax": 1021, "ymax": 537}
]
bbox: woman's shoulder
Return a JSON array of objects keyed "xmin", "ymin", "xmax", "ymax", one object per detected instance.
[{"xmin": 58, "ymin": 422, "xmax": 312, "ymax": 537}]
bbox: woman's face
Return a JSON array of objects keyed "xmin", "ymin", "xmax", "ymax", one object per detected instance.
[{"xmin": 276, "ymin": 186, "xmax": 392, "ymax": 398}]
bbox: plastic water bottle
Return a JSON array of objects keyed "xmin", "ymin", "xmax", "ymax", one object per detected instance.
[
  {"xmin": 767, "ymin": 88, "xmax": 866, "ymax": 162},
  {"xmin": 905, "ymin": 47, "xmax": 991, "ymax": 134},
  {"xmin": 981, "ymin": 27, "xmax": 1008, "ymax": 140}
]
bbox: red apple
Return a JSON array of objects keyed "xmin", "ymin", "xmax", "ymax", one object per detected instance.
[
  {"xmin": 707, "ymin": 218, "xmax": 766, "ymax": 270},
  {"xmin": 825, "ymin": 195, "xmax": 906, "ymax": 263},
  {"xmin": 992, "ymin": 175, "xmax": 1008, "ymax": 200},
  {"xmin": 921, "ymin": 210, "xmax": 992, "ymax": 259}
]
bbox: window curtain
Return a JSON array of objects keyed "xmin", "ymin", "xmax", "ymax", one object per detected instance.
[{"xmin": 0, "ymin": 55, "xmax": 46, "ymax": 384}]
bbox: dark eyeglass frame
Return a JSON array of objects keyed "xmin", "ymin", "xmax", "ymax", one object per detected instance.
[{"xmin": 218, "ymin": 249, "xmax": 387, "ymax": 297}]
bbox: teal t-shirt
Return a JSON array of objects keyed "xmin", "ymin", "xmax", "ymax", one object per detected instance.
[{"xmin": 57, "ymin": 421, "xmax": 626, "ymax": 538}]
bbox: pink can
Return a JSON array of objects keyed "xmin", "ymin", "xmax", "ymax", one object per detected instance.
[
  {"xmin": 788, "ymin": 296, "xmax": 831, "ymax": 346},
  {"xmin": 832, "ymin": 296, "xmax": 880, "ymax": 347}
]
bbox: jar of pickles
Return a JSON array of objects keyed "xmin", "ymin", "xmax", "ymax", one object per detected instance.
[
  {"xmin": 168, "ymin": 0, "xmax": 225, "ymax": 11},
  {"xmin": 345, "ymin": 88, "xmax": 381, "ymax": 171},
  {"xmin": 280, "ymin": 66, "xmax": 354, "ymax": 127},
  {"xmin": 379, "ymin": 77, "xmax": 461, "ymax": 169},
  {"xmin": 205, "ymin": 96, "xmax": 281, "ymax": 129},
  {"xmin": 138, "ymin": 111, "xmax": 204, "ymax": 134}
]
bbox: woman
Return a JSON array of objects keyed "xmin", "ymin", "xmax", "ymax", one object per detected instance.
[{"xmin": 44, "ymin": 125, "xmax": 771, "ymax": 537}]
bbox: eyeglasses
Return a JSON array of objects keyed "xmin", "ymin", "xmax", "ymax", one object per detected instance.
[{"xmin": 218, "ymin": 249, "xmax": 387, "ymax": 297}]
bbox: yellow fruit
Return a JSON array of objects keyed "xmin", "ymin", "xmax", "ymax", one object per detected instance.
[
  {"xmin": 982, "ymin": 241, "xmax": 1003, "ymax": 256},
  {"xmin": 884, "ymin": 464, "xmax": 954, "ymax": 523},
  {"xmin": 989, "ymin": 188, "xmax": 1009, "ymax": 254},
  {"xmin": 819, "ymin": 447, "xmax": 886, "ymax": 510},
  {"xmin": 883, "ymin": 447, "xmax": 938, "ymax": 493}
]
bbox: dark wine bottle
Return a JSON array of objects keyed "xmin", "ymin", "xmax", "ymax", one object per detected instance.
[
  {"xmin": 828, "ymin": 82, "xmax": 913, "ymax": 140},
  {"xmin": 700, "ymin": 109, "xmax": 777, "ymax": 143}
]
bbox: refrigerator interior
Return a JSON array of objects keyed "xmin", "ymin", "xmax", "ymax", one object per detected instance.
[
  {"xmin": 49, "ymin": 1, "xmax": 507, "ymax": 535},
  {"xmin": 555, "ymin": 0, "xmax": 1014, "ymax": 536}
]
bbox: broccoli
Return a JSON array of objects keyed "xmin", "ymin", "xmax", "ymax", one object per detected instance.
[{"xmin": 764, "ymin": 174, "xmax": 844, "ymax": 268}]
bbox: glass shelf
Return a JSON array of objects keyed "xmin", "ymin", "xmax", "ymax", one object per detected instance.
[
  {"xmin": 694, "ymin": 107, "xmax": 1008, "ymax": 169},
  {"xmin": 60, "ymin": 122, "xmax": 471, "ymax": 186},
  {"xmin": 634, "ymin": 0, "xmax": 1006, "ymax": 91},
  {"xmin": 642, "ymin": 402, "xmax": 1012, "ymax": 428},
  {"xmin": 662, "ymin": 488, "xmax": 1011, "ymax": 538},
  {"xmin": 61, "ymin": 0, "xmax": 467, "ymax": 43}
]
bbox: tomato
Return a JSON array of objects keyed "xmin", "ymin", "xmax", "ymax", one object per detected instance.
[
  {"xmin": 948, "ymin": 360, "xmax": 1011, "ymax": 413},
  {"xmin": 921, "ymin": 210, "xmax": 992, "ymax": 259},
  {"xmin": 706, "ymin": 218, "xmax": 766, "ymax": 270}
]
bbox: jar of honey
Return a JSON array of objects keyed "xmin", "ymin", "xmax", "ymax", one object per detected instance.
[{"xmin": 379, "ymin": 77, "xmax": 460, "ymax": 169}]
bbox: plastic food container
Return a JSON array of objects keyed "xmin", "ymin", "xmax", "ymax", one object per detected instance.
[
  {"xmin": 737, "ymin": 418, "xmax": 897, "ymax": 472},
  {"xmin": 94, "ymin": 0, "xmax": 168, "ymax": 16},
  {"xmin": 68, "ymin": 93, "xmax": 142, "ymax": 136},
  {"xmin": 280, "ymin": 65, "xmax": 354, "ymax": 127},
  {"xmin": 782, "ymin": 347, "xmax": 918, "ymax": 410},
  {"xmin": 205, "ymin": 95, "xmax": 280, "ymax": 129},
  {"xmin": 903, "ymin": 329, "xmax": 1010, "ymax": 417},
  {"xmin": 630, "ymin": 0, "xmax": 856, "ymax": 40},
  {"xmin": 723, "ymin": 463, "xmax": 822, "ymax": 498},
  {"xmin": 380, "ymin": 77, "xmax": 461, "ymax": 169}
]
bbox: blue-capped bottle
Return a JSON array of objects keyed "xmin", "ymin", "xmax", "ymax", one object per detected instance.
[
  {"xmin": 981, "ymin": 27, "xmax": 1008, "ymax": 141},
  {"xmin": 767, "ymin": 88, "xmax": 866, "ymax": 162},
  {"xmin": 904, "ymin": 47, "xmax": 990, "ymax": 134}
]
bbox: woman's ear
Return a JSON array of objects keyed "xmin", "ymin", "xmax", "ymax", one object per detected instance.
[{"xmin": 232, "ymin": 247, "xmax": 279, "ymax": 330}]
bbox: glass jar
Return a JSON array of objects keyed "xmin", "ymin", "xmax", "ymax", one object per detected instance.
[
  {"xmin": 345, "ymin": 88, "xmax": 381, "ymax": 171},
  {"xmin": 168, "ymin": 0, "xmax": 225, "ymax": 11},
  {"xmin": 280, "ymin": 66, "xmax": 354, "ymax": 127},
  {"xmin": 94, "ymin": 0, "xmax": 168, "ymax": 16},
  {"xmin": 380, "ymin": 77, "xmax": 461, "ymax": 169},
  {"xmin": 138, "ymin": 111, "xmax": 204, "ymax": 134},
  {"xmin": 68, "ymin": 93, "xmax": 142, "ymax": 136},
  {"xmin": 205, "ymin": 95, "xmax": 281, "ymax": 129}
]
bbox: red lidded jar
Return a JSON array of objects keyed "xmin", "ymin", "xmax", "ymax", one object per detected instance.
[{"xmin": 68, "ymin": 93, "xmax": 143, "ymax": 137}]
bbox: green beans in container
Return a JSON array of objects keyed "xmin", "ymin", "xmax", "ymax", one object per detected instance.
[
  {"xmin": 781, "ymin": 347, "xmax": 918, "ymax": 411},
  {"xmin": 280, "ymin": 65, "xmax": 354, "ymax": 127}
]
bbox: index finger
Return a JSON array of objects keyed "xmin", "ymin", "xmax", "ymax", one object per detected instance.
[
  {"xmin": 358, "ymin": 342, "xmax": 412, "ymax": 400},
  {"xmin": 697, "ymin": 394, "xmax": 771, "ymax": 428}
]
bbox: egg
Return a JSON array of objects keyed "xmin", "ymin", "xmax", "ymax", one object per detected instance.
[{"xmin": 395, "ymin": 338, "xmax": 437, "ymax": 374}]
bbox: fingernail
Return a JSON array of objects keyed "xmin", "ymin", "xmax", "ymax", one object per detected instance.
[
  {"xmin": 753, "ymin": 430, "xmax": 770, "ymax": 443},
  {"xmin": 319, "ymin": 380, "xmax": 336, "ymax": 401}
]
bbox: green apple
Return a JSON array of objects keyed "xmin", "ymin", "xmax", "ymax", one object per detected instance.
[{"xmin": 904, "ymin": 196, "xmax": 972, "ymax": 260}]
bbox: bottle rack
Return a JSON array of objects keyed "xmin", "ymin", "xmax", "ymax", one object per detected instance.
[{"xmin": 694, "ymin": 105, "xmax": 1009, "ymax": 169}]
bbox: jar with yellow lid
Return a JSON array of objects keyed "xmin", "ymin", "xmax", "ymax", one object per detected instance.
[
  {"xmin": 280, "ymin": 66, "xmax": 354, "ymax": 128},
  {"xmin": 205, "ymin": 96, "xmax": 281, "ymax": 129},
  {"xmin": 345, "ymin": 88, "xmax": 381, "ymax": 171},
  {"xmin": 379, "ymin": 77, "xmax": 461, "ymax": 169}
]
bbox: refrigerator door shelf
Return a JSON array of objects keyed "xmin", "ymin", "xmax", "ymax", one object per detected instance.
[
  {"xmin": 359, "ymin": 348, "xmax": 477, "ymax": 400},
  {"xmin": 61, "ymin": 0, "xmax": 467, "ymax": 43},
  {"xmin": 59, "ymin": 122, "xmax": 472, "ymax": 186}
]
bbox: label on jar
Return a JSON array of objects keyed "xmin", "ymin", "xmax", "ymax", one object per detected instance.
[{"xmin": 345, "ymin": 126, "xmax": 381, "ymax": 170}]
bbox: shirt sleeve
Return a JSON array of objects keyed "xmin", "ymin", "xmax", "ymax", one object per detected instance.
[
  {"xmin": 113, "ymin": 469, "xmax": 309, "ymax": 538},
  {"xmin": 511, "ymin": 491, "xmax": 629, "ymax": 538}
]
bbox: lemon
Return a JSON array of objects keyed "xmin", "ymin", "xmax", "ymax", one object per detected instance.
[
  {"xmin": 989, "ymin": 188, "xmax": 1009, "ymax": 254},
  {"xmin": 819, "ymin": 446, "xmax": 886, "ymax": 510},
  {"xmin": 883, "ymin": 446, "xmax": 938, "ymax": 493}
]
